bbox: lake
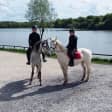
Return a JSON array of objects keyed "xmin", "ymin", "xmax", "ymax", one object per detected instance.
[{"xmin": 0, "ymin": 28, "xmax": 112, "ymax": 55}]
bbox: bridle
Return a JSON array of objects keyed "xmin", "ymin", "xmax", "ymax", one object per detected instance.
[
  {"xmin": 50, "ymin": 41, "xmax": 66, "ymax": 53},
  {"xmin": 33, "ymin": 39, "xmax": 49, "ymax": 50}
]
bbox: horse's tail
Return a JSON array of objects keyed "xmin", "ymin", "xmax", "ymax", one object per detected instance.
[
  {"xmin": 79, "ymin": 48, "xmax": 92, "ymax": 77},
  {"xmin": 80, "ymin": 48, "xmax": 92, "ymax": 71}
]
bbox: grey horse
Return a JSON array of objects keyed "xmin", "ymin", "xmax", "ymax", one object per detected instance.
[{"xmin": 29, "ymin": 41, "xmax": 42, "ymax": 86}]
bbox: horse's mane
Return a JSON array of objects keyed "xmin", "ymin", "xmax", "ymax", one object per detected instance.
[
  {"xmin": 56, "ymin": 39, "xmax": 67, "ymax": 52},
  {"xmin": 33, "ymin": 41, "xmax": 41, "ymax": 52}
]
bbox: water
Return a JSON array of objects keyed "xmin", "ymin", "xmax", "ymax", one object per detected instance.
[{"xmin": 0, "ymin": 28, "xmax": 112, "ymax": 55}]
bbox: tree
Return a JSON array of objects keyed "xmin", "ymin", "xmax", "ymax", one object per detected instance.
[{"xmin": 25, "ymin": 0, "xmax": 57, "ymax": 39}]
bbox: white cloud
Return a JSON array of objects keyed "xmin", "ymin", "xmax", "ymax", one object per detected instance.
[
  {"xmin": 50, "ymin": 0, "xmax": 112, "ymax": 18},
  {"xmin": 0, "ymin": 0, "xmax": 112, "ymax": 21},
  {"xmin": 0, "ymin": 0, "xmax": 29, "ymax": 21}
]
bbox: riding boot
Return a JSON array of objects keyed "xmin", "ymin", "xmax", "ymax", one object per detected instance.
[
  {"xmin": 42, "ymin": 52, "xmax": 47, "ymax": 62},
  {"xmin": 69, "ymin": 58, "xmax": 74, "ymax": 67},
  {"xmin": 26, "ymin": 48, "xmax": 32, "ymax": 65}
]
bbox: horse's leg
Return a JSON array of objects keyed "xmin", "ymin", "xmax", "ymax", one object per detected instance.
[
  {"xmin": 36, "ymin": 65, "xmax": 42, "ymax": 86},
  {"xmin": 81, "ymin": 62, "xmax": 86, "ymax": 81},
  {"xmin": 85, "ymin": 61, "xmax": 91, "ymax": 82},
  {"xmin": 36, "ymin": 65, "xmax": 39, "ymax": 79},
  {"xmin": 29, "ymin": 65, "xmax": 35, "ymax": 85},
  {"xmin": 61, "ymin": 64, "xmax": 68, "ymax": 85},
  {"xmin": 38, "ymin": 70, "xmax": 42, "ymax": 86}
]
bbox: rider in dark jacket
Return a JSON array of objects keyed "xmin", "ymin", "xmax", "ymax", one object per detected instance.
[
  {"xmin": 67, "ymin": 29, "xmax": 78, "ymax": 66},
  {"xmin": 26, "ymin": 26, "xmax": 46, "ymax": 65}
]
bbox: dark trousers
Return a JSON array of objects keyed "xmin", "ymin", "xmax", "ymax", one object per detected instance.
[
  {"xmin": 26, "ymin": 47, "xmax": 46, "ymax": 63},
  {"xmin": 68, "ymin": 50, "xmax": 74, "ymax": 58},
  {"xmin": 42, "ymin": 52, "xmax": 45, "ymax": 61},
  {"xmin": 26, "ymin": 47, "xmax": 32, "ymax": 63},
  {"xmin": 67, "ymin": 50, "xmax": 74, "ymax": 66}
]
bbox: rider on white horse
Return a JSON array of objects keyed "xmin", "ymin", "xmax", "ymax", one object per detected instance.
[{"xmin": 67, "ymin": 29, "xmax": 78, "ymax": 66}]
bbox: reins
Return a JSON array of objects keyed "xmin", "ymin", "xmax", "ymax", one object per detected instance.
[{"xmin": 53, "ymin": 42, "xmax": 67, "ymax": 54}]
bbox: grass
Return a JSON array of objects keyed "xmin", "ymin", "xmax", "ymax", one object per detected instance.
[
  {"xmin": 0, "ymin": 48, "xmax": 26, "ymax": 54},
  {"xmin": 92, "ymin": 58, "xmax": 112, "ymax": 65},
  {"xmin": 0, "ymin": 48, "xmax": 112, "ymax": 65}
]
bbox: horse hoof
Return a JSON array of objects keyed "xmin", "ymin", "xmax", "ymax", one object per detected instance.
[
  {"xmin": 81, "ymin": 79, "xmax": 84, "ymax": 82},
  {"xmin": 85, "ymin": 79, "xmax": 89, "ymax": 82},
  {"xmin": 63, "ymin": 81, "xmax": 68, "ymax": 86},
  {"xmin": 40, "ymin": 84, "xmax": 42, "ymax": 86},
  {"xmin": 29, "ymin": 82, "xmax": 32, "ymax": 85}
]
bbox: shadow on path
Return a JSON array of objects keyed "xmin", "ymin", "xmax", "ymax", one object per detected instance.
[{"xmin": 0, "ymin": 79, "xmax": 85, "ymax": 101}]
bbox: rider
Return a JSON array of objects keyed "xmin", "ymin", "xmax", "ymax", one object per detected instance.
[
  {"xmin": 26, "ymin": 26, "xmax": 46, "ymax": 65},
  {"xmin": 67, "ymin": 29, "xmax": 78, "ymax": 66}
]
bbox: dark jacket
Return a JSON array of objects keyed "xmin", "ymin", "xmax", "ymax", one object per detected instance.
[
  {"xmin": 29, "ymin": 32, "xmax": 40, "ymax": 47},
  {"xmin": 67, "ymin": 35, "xmax": 78, "ymax": 51}
]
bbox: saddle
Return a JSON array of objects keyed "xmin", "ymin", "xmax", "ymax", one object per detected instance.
[
  {"xmin": 74, "ymin": 51, "xmax": 82, "ymax": 59},
  {"xmin": 67, "ymin": 50, "xmax": 82, "ymax": 59}
]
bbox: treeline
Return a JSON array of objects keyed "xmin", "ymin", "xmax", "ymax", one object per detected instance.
[
  {"xmin": 0, "ymin": 21, "xmax": 37, "ymax": 28},
  {"xmin": 54, "ymin": 13, "xmax": 112, "ymax": 30},
  {"xmin": 0, "ymin": 21, "xmax": 53, "ymax": 28},
  {"xmin": 0, "ymin": 13, "xmax": 112, "ymax": 30}
]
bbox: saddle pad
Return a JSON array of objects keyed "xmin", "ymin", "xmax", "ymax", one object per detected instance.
[{"xmin": 74, "ymin": 51, "xmax": 82, "ymax": 59}]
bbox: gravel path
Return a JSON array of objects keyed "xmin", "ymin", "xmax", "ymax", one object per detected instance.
[{"xmin": 0, "ymin": 51, "xmax": 112, "ymax": 112}]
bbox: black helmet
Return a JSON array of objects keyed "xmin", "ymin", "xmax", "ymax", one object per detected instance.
[
  {"xmin": 32, "ymin": 25, "xmax": 37, "ymax": 29},
  {"xmin": 69, "ymin": 28, "xmax": 75, "ymax": 33}
]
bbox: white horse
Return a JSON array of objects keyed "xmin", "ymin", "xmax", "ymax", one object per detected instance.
[
  {"xmin": 50, "ymin": 38, "xmax": 92, "ymax": 85},
  {"xmin": 29, "ymin": 41, "xmax": 42, "ymax": 86}
]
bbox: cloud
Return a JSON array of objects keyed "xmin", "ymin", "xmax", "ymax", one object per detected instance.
[
  {"xmin": 0, "ymin": 0, "xmax": 9, "ymax": 6},
  {"xmin": 0, "ymin": 0, "xmax": 29, "ymax": 21},
  {"xmin": 50, "ymin": 0, "xmax": 112, "ymax": 18},
  {"xmin": 0, "ymin": 0, "xmax": 112, "ymax": 21}
]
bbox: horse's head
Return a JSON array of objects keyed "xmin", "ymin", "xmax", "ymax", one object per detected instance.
[
  {"xmin": 42, "ymin": 40, "xmax": 49, "ymax": 48},
  {"xmin": 50, "ymin": 37, "xmax": 58, "ymax": 49},
  {"xmin": 42, "ymin": 39, "xmax": 51, "ymax": 56},
  {"xmin": 50, "ymin": 37, "xmax": 66, "ymax": 53}
]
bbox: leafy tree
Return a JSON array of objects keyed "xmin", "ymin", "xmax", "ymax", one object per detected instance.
[{"xmin": 25, "ymin": 0, "xmax": 57, "ymax": 39}]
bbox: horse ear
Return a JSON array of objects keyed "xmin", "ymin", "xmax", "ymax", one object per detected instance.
[{"xmin": 50, "ymin": 37, "xmax": 56, "ymax": 41}]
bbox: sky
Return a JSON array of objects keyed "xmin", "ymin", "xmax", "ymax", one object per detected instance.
[{"xmin": 0, "ymin": 0, "xmax": 112, "ymax": 21}]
